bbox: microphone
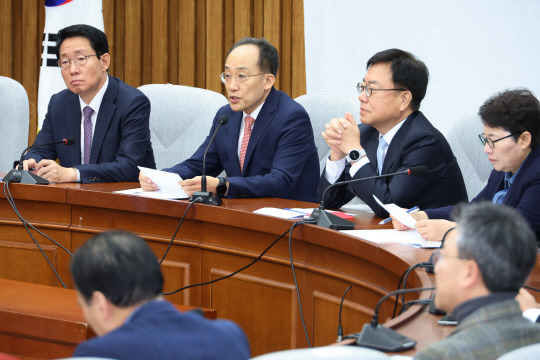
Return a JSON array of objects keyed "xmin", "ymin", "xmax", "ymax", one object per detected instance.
[
  {"xmin": 192, "ymin": 115, "xmax": 229, "ymax": 205},
  {"xmin": 311, "ymin": 165, "xmax": 428, "ymax": 230},
  {"xmin": 3, "ymin": 137, "xmax": 76, "ymax": 185},
  {"xmin": 346, "ymin": 286, "xmax": 435, "ymax": 352}
]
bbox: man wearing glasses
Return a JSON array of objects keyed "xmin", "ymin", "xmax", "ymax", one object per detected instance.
[
  {"xmin": 22, "ymin": 24, "xmax": 155, "ymax": 183},
  {"xmin": 318, "ymin": 49, "xmax": 467, "ymax": 217},
  {"xmin": 139, "ymin": 37, "xmax": 319, "ymax": 202},
  {"xmin": 414, "ymin": 202, "xmax": 540, "ymax": 360}
]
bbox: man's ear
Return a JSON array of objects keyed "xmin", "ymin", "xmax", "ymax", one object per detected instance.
[
  {"xmin": 462, "ymin": 260, "xmax": 483, "ymax": 289},
  {"xmin": 100, "ymin": 53, "xmax": 111, "ymax": 72},
  {"xmin": 518, "ymin": 131, "xmax": 532, "ymax": 149},
  {"xmin": 399, "ymin": 90, "xmax": 412, "ymax": 112},
  {"xmin": 91, "ymin": 291, "xmax": 114, "ymax": 320},
  {"xmin": 264, "ymin": 74, "xmax": 275, "ymax": 90}
]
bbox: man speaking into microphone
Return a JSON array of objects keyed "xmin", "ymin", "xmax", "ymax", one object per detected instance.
[
  {"xmin": 22, "ymin": 24, "xmax": 155, "ymax": 183},
  {"xmin": 139, "ymin": 38, "xmax": 319, "ymax": 202},
  {"xmin": 318, "ymin": 49, "xmax": 467, "ymax": 217}
]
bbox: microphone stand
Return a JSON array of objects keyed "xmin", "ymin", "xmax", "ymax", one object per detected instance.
[
  {"xmin": 310, "ymin": 166, "xmax": 427, "ymax": 230},
  {"xmin": 3, "ymin": 138, "xmax": 76, "ymax": 185},
  {"xmin": 192, "ymin": 115, "xmax": 229, "ymax": 205},
  {"xmin": 348, "ymin": 286, "xmax": 435, "ymax": 352}
]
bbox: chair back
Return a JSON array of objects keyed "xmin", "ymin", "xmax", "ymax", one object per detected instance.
[
  {"xmin": 295, "ymin": 93, "xmax": 359, "ymax": 171},
  {"xmin": 138, "ymin": 84, "xmax": 228, "ymax": 169},
  {"xmin": 496, "ymin": 342, "xmax": 540, "ymax": 360},
  {"xmin": 250, "ymin": 346, "xmax": 389, "ymax": 360},
  {"xmin": 447, "ymin": 114, "xmax": 492, "ymax": 200},
  {"xmin": 0, "ymin": 77, "xmax": 29, "ymax": 172}
]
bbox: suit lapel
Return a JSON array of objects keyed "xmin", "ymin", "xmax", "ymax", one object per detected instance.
[
  {"xmin": 222, "ymin": 111, "xmax": 243, "ymax": 176},
  {"xmin": 66, "ymin": 94, "xmax": 82, "ymax": 166},
  {"xmin": 382, "ymin": 112, "xmax": 416, "ymax": 173},
  {"xmin": 91, "ymin": 76, "xmax": 116, "ymax": 164},
  {"xmin": 242, "ymin": 88, "xmax": 278, "ymax": 175}
]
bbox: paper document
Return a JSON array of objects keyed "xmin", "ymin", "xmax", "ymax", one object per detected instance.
[
  {"xmin": 253, "ymin": 207, "xmax": 306, "ymax": 219},
  {"xmin": 122, "ymin": 166, "xmax": 190, "ymax": 199},
  {"xmin": 341, "ymin": 229, "xmax": 441, "ymax": 248},
  {"xmin": 373, "ymin": 195, "xmax": 417, "ymax": 228}
]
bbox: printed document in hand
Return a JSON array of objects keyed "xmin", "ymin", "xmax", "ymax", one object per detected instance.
[
  {"xmin": 113, "ymin": 167, "xmax": 189, "ymax": 200},
  {"xmin": 373, "ymin": 195, "xmax": 417, "ymax": 228}
]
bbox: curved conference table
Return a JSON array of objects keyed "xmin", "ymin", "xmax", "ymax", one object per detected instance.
[{"xmin": 1, "ymin": 181, "xmax": 539, "ymax": 359}]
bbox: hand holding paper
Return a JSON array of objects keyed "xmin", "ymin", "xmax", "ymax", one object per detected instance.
[{"xmin": 373, "ymin": 195, "xmax": 417, "ymax": 228}]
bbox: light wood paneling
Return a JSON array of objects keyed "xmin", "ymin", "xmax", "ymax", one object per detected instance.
[{"xmin": 0, "ymin": 0, "xmax": 306, "ymax": 146}]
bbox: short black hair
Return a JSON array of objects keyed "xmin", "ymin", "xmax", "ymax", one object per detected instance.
[
  {"xmin": 454, "ymin": 202, "xmax": 537, "ymax": 293},
  {"xmin": 478, "ymin": 88, "xmax": 540, "ymax": 148},
  {"xmin": 56, "ymin": 24, "xmax": 109, "ymax": 60},
  {"xmin": 71, "ymin": 231, "xmax": 163, "ymax": 307},
  {"xmin": 226, "ymin": 37, "xmax": 279, "ymax": 76},
  {"xmin": 367, "ymin": 49, "xmax": 429, "ymax": 111}
]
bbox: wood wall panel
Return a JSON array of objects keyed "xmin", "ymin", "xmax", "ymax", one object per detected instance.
[{"xmin": 0, "ymin": 0, "xmax": 305, "ymax": 146}]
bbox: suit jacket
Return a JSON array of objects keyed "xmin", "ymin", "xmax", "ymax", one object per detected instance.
[
  {"xmin": 73, "ymin": 300, "xmax": 250, "ymax": 360},
  {"xmin": 318, "ymin": 111, "xmax": 468, "ymax": 217},
  {"xmin": 25, "ymin": 75, "xmax": 155, "ymax": 183},
  {"xmin": 164, "ymin": 87, "xmax": 320, "ymax": 202},
  {"xmin": 426, "ymin": 146, "xmax": 540, "ymax": 242},
  {"xmin": 414, "ymin": 299, "xmax": 540, "ymax": 360}
]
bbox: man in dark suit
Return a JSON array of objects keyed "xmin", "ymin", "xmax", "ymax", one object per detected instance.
[
  {"xmin": 23, "ymin": 24, "xmax": 155, "ymax": 183},
  {"xmin": 318, "ymin": 49, "xmax": 467, "ymax": 217},
  {"xmin": 415, "ymin": 202, "xmax": 540, "ymax": 360},
  {"xmin": 139, "ymin": 37, "xmax": 319, "ymax": 202},
  {"xmin": 71, "ymin": 231, "xmax": 250, "ymax": 360}
]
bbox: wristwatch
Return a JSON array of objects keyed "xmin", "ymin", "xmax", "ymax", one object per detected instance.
[
  {"xmin": 216, "ymin": 177, "xmax": 227, "ymax": 197},
  {"xmin": 346, "ymin": 149, "xmax": 366, "ymax": 162}
]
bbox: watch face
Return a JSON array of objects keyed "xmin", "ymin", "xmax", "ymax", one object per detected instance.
[{"xmin": 349, "ymin": 150, "xmax": 360, "ymax": 161}]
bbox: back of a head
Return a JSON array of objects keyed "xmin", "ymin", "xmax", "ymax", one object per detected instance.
[
  {"xmin": 56, "ymin": 24, "xmax": 109, "ymax": 60},
  {"xmin": 367, "ymin": 48, "xmax": 429, "ymax": 111},
  {"xmin": 226, "ymin": 37, "xmax": 279, "ymax": 76},
  {"xmin": 454, "ymin": 202, "xmax": 537, "ymax": 292},
  {"xmin": 71, "ymin": 231, "xmax": 163, "ymax": 307},
  {"xmin": 478, "ymin": 88, "xmax": 540, "ymax": 148}
]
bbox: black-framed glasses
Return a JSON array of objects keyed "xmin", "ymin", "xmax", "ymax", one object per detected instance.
[
  {"xmin": 431, "ymin": 250, "xmax": 465, "ymax": 266},
  {"xmin": 220, "ymin": 72, "xmax": 264, "ymax": 84},
  {"xmin": 356, "ymin": 83, "xmax": 406, "ymax": 97},
  {"xmin": 478, "ymin": 133, "xmax": 514, "ymax": 149},
  {"xmin": 58, "ymin": 55, "xmax": 98, "ymax": 70}
]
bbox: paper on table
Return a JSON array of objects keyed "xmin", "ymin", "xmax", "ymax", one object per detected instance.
[
  {"xmin": 341, "ymin": 229, "xmax": 441, "ymax": 248},
  {"xmin": 134, "ymin": 166, "xmax": 189, "ymax": 199},
  {"xmin": 373, "ymin": 195, "xmax": 417, "ymax": 228},
  {"xmin": 253, "ymin": 207, "xmax": 305, "ymax": 219}
]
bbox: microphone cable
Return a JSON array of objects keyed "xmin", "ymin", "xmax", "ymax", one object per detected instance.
[
  {"xmin": 163, "ymin": 218, "xmax": 314, "ymax": 296},
  {"xmin": 288, "ymin": 218, "xmax": 317, "ymax": 348},
  {"xmin": 3, "ymin": 180, "xmax": 71, "ymax": 288},
  {"xmin": 159, "ymin": 197, "xmax": 201, "ymax": 265},
  {"xmin": 337, "ymin": 285, "xmax": 352, "ymax": 342},
  {"xmin": 392, "ymin": 261, "xmax": 432, "ymax": 318}
]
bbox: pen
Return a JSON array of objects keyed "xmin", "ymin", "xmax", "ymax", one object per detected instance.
[{"xmin": 379, "ymin": 206, "xmax": 420, "ymax": 225}]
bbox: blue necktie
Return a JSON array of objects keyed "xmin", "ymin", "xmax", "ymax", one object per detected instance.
[{"xmin": 377, "ymin": 137, "xmax": 387, "ymax": 175}]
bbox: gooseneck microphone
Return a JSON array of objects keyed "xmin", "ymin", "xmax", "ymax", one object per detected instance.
[
  {"xmin": 192, "ymin": 114, "xmax": 229, "ymax": 205},
  {"xmin": 310, "ymin": 165, "xmax": 428, "ymax": 230},
  {"xmin": 345, "ymin": 286, "xmax": 435, "ymax": 352},
  {"xmin": 3, "ymin": 137, "xmax": 77, "ymax": 185}
]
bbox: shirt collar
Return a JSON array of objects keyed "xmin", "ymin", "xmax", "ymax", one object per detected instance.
[
  {"xmin": 379, "ymin": 117, "xmax": 407, "ymax": 145},
  {"xmin": 78, "ymin": 75, "xmax": 109, "ymax": 114},
  {"xmin": 243, "ymin": 101, "xmax": 265, "ymax": 121},
  {"xmin": 452, "ymin": 292, "xmax": 517, "ymax": 323}
]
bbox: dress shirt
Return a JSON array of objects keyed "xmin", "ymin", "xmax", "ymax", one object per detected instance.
[{"xmin": 75, "ymin": 76, "xmax": 109, "ymax": 181}]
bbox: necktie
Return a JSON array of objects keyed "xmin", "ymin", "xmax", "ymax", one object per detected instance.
[
  {"xmin": 83, "ymin": 106, "xmax": 94, "ymax": 164},
  {"xmin": 377, "ymin": 136, "xmax": 387, "ymax": 175},
  {"xmin": 239, "ymin": 115, "xmax": 255, "ymax": 171}
]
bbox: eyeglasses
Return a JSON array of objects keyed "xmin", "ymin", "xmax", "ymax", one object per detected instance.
[
  {"xmin": 478, "ymin": 133, "xmax": 514, "ymax": 149},
  {"xmin": 220, "ymin": 72, "xmax": 264, "ymax": 84},
  {"xmin": 356, "ymin": 83, "xmax": 406, "ymax": 97},
  {"xmin": 58, "ymin": 55, "xmax": 98, "ymax": 70},
  {"xmin": 431, "ymin": 250, "xmax": 465, "ymax": 266}
]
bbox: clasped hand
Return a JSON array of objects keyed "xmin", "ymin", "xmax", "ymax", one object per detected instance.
[
  {"xmin": 321, "ymin": 112, "xmax": 362, "ymax": 160},
  {"xmin": 22, "ymin": 159, "xmax": 77, "ymax": 183}
]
